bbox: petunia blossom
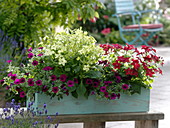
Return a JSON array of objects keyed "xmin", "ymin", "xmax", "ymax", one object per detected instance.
[
  {"xmin": 19, "ymin": 78, "xmax": 26, "ymax": 83},
  {"xmin": 59, "ymin": 74, "xmax": 67, "ymax": 82},
  {"xmin": 67, "ymin": 80, "xmax": 74, "ymax": 87},
  {"xmin": 35, "ymin": 80, "xmax": 42, "ymax": 86},
  {"xmin": 122, "ymin": 84, "xmax": 129, "ymax": 90},
  {"xmin": 50, "ymin": 75, "xmax": 57, "ymax": 81},
  {"xmin": 28, "ymin": 53, "xmax": 34, "ymax": 58},
  {"xmin": 20, "ymin": 91, "xmax": 26, "ymax": 98},
  {"xmin": 32, "ymin": 60, "xmax": 39, "ymax": 66},
  {"xmin": 52, "ymin": 87, "xmax": 59, "ymax": 93},
  {"xmin": 6, "ymin": 60, "xmax": 12, "ymax": 63}
]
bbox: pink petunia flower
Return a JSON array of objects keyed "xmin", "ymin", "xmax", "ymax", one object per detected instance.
[
  {"xmin": 59, "ymin": 74, "xmax": 67, "ymax": 82},
  {"xmin": 28, "ymin": 53, "xmax": 34, "ymax": 58},
  {"xmin": 20, "ymin": 91, "xmax": 26, "ymax": 98},
  {"xmin": 14, "ymin": 79, "xmax": 20, "ymax": 84},
  {"xmin": 100, "ymin": 86, "xmax": 106, "ymax": 92},
  {"xmin": 6, "ymin": 60, "xmax": 12, "ymax": 63},
  {"xmin": 27, "ymin": 78, "xmax": 34, "ymax": 86},
  {"xmin": 42, "ymin": 66, "xmax": 53, "ymax": 71},
  {"xmin": 67, "ymin": 80, "xmax": 74, "ymax": 87},
  {"xmin": 32, "ymin": 60, "xmax": 39, "ymax": 66},
  {"xmin": 101, "ymin": 28, "xmax": 111, "ymax": 35},
  {"xmin": 37, "ymin": 53, "xmax": 43, "ymax": 56},
  {"xmin": 50, "ymin": 75, "xmax": 57, "ymax": 81},
  {"xmin": 19, "ymin": 78, "xmax": 26, "ymax": 83},
  {"xmin": 122, "ymin": 84, "xmax": 129, "ymax": 90},
  {"xmin": 11, "ymin": 74, "xmax": 17, "ymax": 80},
  {"xmin": 35, "ymin": 80, "xmax": 42, "ymax": 86},
  {"xmin": 27, "ymin": 47, "xmax": 32, "ymax": 52},
  {"xmin": 52, "ymin": 87, "xmax": 59, "ymax": 93}
]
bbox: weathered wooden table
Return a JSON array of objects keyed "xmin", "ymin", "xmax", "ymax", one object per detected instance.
[{"xmin": 47, "ymin": 111, "xmax": 164, "ymax": 128}]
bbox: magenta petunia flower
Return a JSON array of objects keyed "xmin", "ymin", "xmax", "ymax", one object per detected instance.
[
  {"xmin": 42, "ymin": 85, "xmax": 48, "ymax": 92},
  {"xmin": 100, "ymin": 86, "xmax": 106, "ymax": 92},
  {"xmin": 0, "ymin": 79, "xmax": 4, "ymax": 85},
  {"xmin": 8, "ymin": 72, "xmax": 12, "ymax": 77},
  {"xmin": 6, "ymin": 86, "xmax": 10, "ymax": 90},
  {"xmin": 27, "ymin": 47, "xmax": 32, "ymax": 52},
  {"xmin": 110, "ymin": 93, "xmax": 117, "ymax": 100},
  {"xmin": 104, "ymin": 92, "xmax": 109, "ymax": 98},
  {"xmin": 93, "ymin": 81, "xmax": 100, "ymax": 88},
  {"xmin": 19, "ymin": 78, "xmax": 26, "ymax": 83},
  {"xmin": 50, "ymin": 75, "xmax": 57, "ymax": 81},
  {"xmin": 104, "ymin": 81, "xmax": 112, "ymax": 86},
  {"xmin": 67, "ymin": 80, "xmax": 74, "ymax": 87},
  {"xmin": 11, "ymin": 74, "xmax": 17, "ymax": 80},
  {"xmin": 122, "ymin": 84, "xmax": 129, "ymax": 90},
  {"xmin": 42, "ymin": 66, "xmax": 53, "ymax": 71},
  {"xmin": 74, "ymin": 78, "xmax": 78, "ymax": 84},
  {"xmin": 86, "ymin": 79, "xmax": 93, "ymax": 85},
  {"xmin": 20, "ymin": 91, "xmax": 26, "ymax": 98},
  {"xmin": 38, "ymin": 47, "xmax": 43, "ymax": 49},
  {"xmin": 35, "ymin": 80, "xmax": 42, "ymax": 86},
  {"xmin": 37, "ymin": 53, "xmax": 43, "ymax": 56},
  {"xmin": 6, "ymin": 60, "xmax": 12, "ymax": 63},
  {"xmin": 32, "ymin": 60, "xmax": 39, "ymax": 66},
  {"xmin": 59, "ymin": 74, "xmax": 67, "ymax": 82},
  {"xmin": 28, "ymin": 53, "xmax": 34, "ymax": 58},
  {"xmin": 27, "ymin": 79, "xmax": 34, "ymax": 86},
  {"xmin": 52, "ymin": 87, "xmax": 59, "ymax": 93}
]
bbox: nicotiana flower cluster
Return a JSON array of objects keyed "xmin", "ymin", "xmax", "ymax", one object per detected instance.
[
  {"xmin": 0, "ymin": 99, "xmax": 58, "ymax": 128},
  {"xmin": 0, "ymin": 30, "xmax": 164, "ymax": 100}
]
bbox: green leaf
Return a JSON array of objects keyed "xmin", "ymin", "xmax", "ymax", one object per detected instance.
[
  {"xmin": 86, "ymin": 70, "xmax": 102, "ymax": 79},
  {"xmin": 76, "ymin": 82, "xmax": 86, "ymax": 97}
]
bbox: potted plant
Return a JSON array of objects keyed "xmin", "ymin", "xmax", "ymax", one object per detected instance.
[{"xmin": 0, "ymin": 29, "xmax": 164, "ymax": 115}]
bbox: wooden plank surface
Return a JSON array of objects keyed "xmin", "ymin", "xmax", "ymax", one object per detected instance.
[
  {"xmin": 38, "ymin": 111, "xmax": 164, "ymax": 123},
  {"xmin": 135, "ymin": 120, "xmax": 159, "ymax": 128},
  {"xmin": 84, "ymin": 122, "xmax": 105, "ymax": 128}
]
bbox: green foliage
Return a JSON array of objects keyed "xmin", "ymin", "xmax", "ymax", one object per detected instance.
[
  {"xmin": 0, "ymin": 0, "xmax": 103, "ymax": 47},
  {"xmin": 72, "ymin": 0, "xmax": 125, "ymax": 44}
]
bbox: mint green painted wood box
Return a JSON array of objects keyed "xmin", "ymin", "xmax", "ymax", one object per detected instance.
[{"xmin": 28, "ymin": 88, "xmax": 150, "ymax": 115}]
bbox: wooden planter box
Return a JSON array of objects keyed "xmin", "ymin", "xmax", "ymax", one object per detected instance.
[{"xmin": 27, "ymin": 88, "xmax": 150, "ymax": 115}]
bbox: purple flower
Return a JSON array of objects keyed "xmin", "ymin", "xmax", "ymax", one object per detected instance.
[
  {"xmin": 104, "ymin": 81, "xmax": 112, "ymax": 86},
  {"xmin": 122, "ymin": 84, "xmax": 129, "ymax": 90},
  {"xmin": 35, "ymin": 80, "xmax": 42, "ymax": 86},
  {"xmin": 115, "ymin": 76, "xmax": 122, "ymax": 83},
  {"xmin": 37, "ymin": 53, "xmax": 43, "ymax": 56},
  {"xmin": 52, "ymin": 87, "xmax": 59, "ymax": 93},
  {"xmin": 117, "ymin": 93, "xmax": 120, "ymax": 99},
  {"xmin": 6, "ymin": 86, "xmax": 10, "ymax": 90},
  {"xmin": 59, "ymin": 74, "xmax": 67, "ymax": 82},
  {"xmin": 91, "ymin": 91, "xmax": 96, "ymax": 95},
  {"xmin": 50, "ymin": 75, "xmax": 57, "ymax": 81},
  {"xmin": 104, "ymin": 92, "xmax": 109, "ymax": 98},
  {"xmin": 74, "ymin": 78, "xmax": 78, "ymax": 84},
  {"xmin": 43, "ymin": 104, "xmax": 47, "ymax": 108},
  {"xmin": 6, "ymin": 60, "xmax": 12, "ymax": 63},
  {"xmin": 19, "ymin": 78, "xmax": 26, "ymax": 83},
  {"xmin": 0, "ymin": 79, "xmax": 4, "ymax": 85},
  {"xmin": 28, "ymin": 53, "xmax": 34, "ymax": 58},
  {"xmin": 27, "ymin": 79, "xmax": 34, "ymax": 86},
  {"xmin": 20, "ymin": 91, "xmax": 26, "ymax": 98},
  {"xmin": 32, "ymin": 60, "xmax": 38, "ymax": 66},
  {"xmin": 8, "ymin": 72, "xmax": 12, "ymax": 77},
  {"xmin": 67, "ymin": 80, "xmax": 74, "ymax": 87},
  {"xmin": 100, "ymin": 86, "xmax": 106, "ymax": 92},
  {"xmin": 93, "ymin": 81, "xmax": 100, "ymax": 88},
  {"xmin": 110, "ymin": 93, "xmax": 117, "ymax": 100},
  {"xmin": 42, "ymin": 66, "xmax": 53, "ymax": 71},
  {"xmin": 86, "ymin": 79, "xmax": 93, "ymax": 85},
  {"xmin": 42, "ymin": 85, "xmax": 48, "ymax": 92},
  {"xmin": 38, "ymin": 47, "xmax": 43, "ymax": 49},
  {"xmin": 27, "ymin": 47, "xmax": 32, "ymax": 52},
  {"xmin": 11, "ymin": 74, "xmax": 17, "ymax": 80}
]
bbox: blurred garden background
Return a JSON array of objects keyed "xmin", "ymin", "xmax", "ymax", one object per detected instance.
[{"xmin": 0, "ymin": 0, "xmax": 170, "ymax": 105}]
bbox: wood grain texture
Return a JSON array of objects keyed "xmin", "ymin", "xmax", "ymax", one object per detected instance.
[
  {"xmin": 84, "ymin": 122, "xmax": 105, "ymax": 128},
  {"xmin": 34, "ymin": 111, "xmax": 164, "ymax": 124},
  {"xmin": 135, "ymin": 120, "xmax": 159, "ymax": 128}
]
